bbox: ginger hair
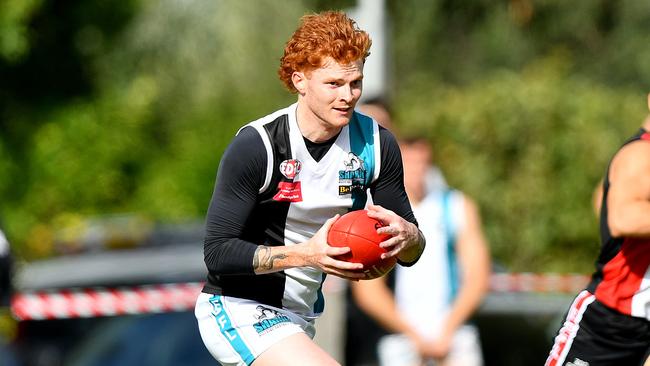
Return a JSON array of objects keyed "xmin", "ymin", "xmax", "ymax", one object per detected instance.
[{"xmin": 278, "ymin": 11, "xmax": 371, "ymax": 93}]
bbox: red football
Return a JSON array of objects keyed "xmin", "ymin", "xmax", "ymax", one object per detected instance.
[{"xmin": 327, "ymin": 210, "xmax": 396, "ymax": 279}]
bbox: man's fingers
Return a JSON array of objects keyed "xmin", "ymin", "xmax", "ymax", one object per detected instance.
[
  {"xmin": 328, "ymin": 256, "xmax": 364, "ymax": 271},
  {"xmin": 327, "ymin": 245, "xmax": 352, "ymax": 256},
  {"xmin": 380, "ymin": 247, "xmax": 400, "ymax": 259},
  {"xmin": 376, "ymin": 226, "xmax": 398, "ymax": 236},
  {"xmin": 328, "ymin": 268, "xmax": 366, "ymax": 280},
  {"xmin": 367, "ymin": 205, "xmax": 397, "ymax": 225},
  {"xmin": 322, "ymin": 214, "xmax": 340, "ymax": 231},
  {"xmin": 379, "ymin": 236, "xmax": 399, "ymax": 249}
]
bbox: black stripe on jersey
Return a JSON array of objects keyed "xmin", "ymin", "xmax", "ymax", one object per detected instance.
[
  {"xmin": 246, "ymin": 115, "xmax": 294, "ymax": 249},
  {"xmin": 218, "ymin": 115, "xmax": 294, "ymax": 308}
]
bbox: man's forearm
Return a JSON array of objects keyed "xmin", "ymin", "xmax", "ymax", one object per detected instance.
[
  {"xmin": 252, "ymin": 245, "xmax": 307, "ymax": 274},
  {"xmin": 253, "ymin": 246, "xmax": 288, "ymax": 273}
]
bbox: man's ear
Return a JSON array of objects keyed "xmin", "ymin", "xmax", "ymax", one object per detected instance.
[
  {"xmin": 292, "ymin": 71, "xmax": 307, "ymax": 95},
  {"xmin": 647, "ymin": 93, "xmax": 650, "ymax": 111}
]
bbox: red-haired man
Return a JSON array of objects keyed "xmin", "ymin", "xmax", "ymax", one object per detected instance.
[{"xmin": 195, "ymin": 11, "xmax": 425, "ymax": 366}]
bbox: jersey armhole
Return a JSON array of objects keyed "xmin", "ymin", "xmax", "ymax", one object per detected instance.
[{"xmin": 238, "ymin": 124, "xmax": 273, "ymax": 193}]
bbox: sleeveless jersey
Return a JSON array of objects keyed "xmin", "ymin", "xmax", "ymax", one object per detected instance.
[
  {"xmin": 587, "ymin": 128, "xmax": 650, "ymax": 320},
  {"xmin": 212, "ymin": 103, "xmax": 381, "ymax": 320},
  {"xmin": 393, "ymin": 189, "xmax": 464, "ymax": 338}
]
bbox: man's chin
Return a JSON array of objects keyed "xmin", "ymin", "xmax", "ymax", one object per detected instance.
[
  {"xmin": 334, "ymin": 117, "xmax": 352, "ymax": 127},
  {"xmin": 331, "ymin": 112, "xmax": 353, "ymax": 126}
]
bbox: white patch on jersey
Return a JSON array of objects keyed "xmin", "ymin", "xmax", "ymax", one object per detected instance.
[{"xmin": 631, "ymin": 266, "xmax": 650, "ymax": 320}]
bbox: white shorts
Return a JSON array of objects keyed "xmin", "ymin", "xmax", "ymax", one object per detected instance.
[
  {"xmin": 195, "ymin": 292, "xmax": 315, "ymax": 366},
  {"xmin": 377, "ymin": 325, "xmax": 483, "ymax": 366}
]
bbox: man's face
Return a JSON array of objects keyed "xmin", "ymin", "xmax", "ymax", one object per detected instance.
[{"xmin": 294, "ymin": 57, "xmax": 364, "ymax": 129}]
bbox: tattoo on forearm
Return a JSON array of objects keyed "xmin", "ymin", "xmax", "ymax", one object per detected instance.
[{"xmin": 253, "ymin": 246, "xmax": 287, "ymax": 271}]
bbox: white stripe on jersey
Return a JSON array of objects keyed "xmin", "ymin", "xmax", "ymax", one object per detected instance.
[
  {"xmin": 631, "ymin": 266, "xmax": 650, "ymax": 319},
  {"xmin": 237, "ymin": 109, "xmax": 286, "ymax": 194}
]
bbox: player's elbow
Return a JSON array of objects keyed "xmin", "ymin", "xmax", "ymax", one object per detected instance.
[
  {"xmin": 468, "ymin": 267, "xmax": 490, "ymax": 296},
  {"xmin": 478, "ymin": 266, "xmax": 491, "ymax": 296}
]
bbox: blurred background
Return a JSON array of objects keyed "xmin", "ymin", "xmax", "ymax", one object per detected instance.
[{"xmin": 1, "ymin": 0, "xmax": 650, "ymax": 365}]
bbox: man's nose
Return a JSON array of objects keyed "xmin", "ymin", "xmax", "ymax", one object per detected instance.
[{"xmin": 339, "ymin": 84, "xmax": 353, "ymax": 102}]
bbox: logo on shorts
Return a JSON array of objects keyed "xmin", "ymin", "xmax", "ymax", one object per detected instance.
[
  {"xmin": 338, "ymin": 152, "xmax": 366, "ymax": 195},
  {"xmin": 567, "ymin": 359, "xmax": 589, "ymax": 366},
  {"xmin": 253, "ymin": 305, "xmax": 291, "ymax": 335},
  {"xmin": 279, "ymin": 159, "xmax": 301, "ymax": 179}
]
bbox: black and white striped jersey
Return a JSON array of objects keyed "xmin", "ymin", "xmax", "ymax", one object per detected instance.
[{"xmin": 202, "ymin": 103, "xmax": 416, "ymax": 319}]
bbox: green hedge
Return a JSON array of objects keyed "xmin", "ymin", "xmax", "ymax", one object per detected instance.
[{"xmin": 394, "ymin": 55, "xmax": 646, "ymax": 272}]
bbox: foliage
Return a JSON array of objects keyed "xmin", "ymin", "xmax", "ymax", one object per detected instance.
[
  {"xmin": 389, "ymin": 0, "xmax": 650, "ymax": 90},
  {"xmin": 1, "ymin": 0, "xmax": 306, "ymax": 258},
  {"xmin": 394, "ymin": 55, "xmax": 645, "ymax": 271},
  {"xmin": 0, "ymin": 0, "xmax": 42, "ymax": 62}
]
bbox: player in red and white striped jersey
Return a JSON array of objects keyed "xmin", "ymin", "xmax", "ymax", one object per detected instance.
[{"xmin": 546, "ymin": 95, "xmax": 650, "ymax": 366}]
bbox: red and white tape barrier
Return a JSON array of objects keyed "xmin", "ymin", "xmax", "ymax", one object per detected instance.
[
  {"xmin": 11, "ymin": 282, "xmax": 204, "ymax": 321},
  {"xmin": 489, "ymin": 273, "xmax": 590, "ymax": 294},
  {"xmin": 11, "ymin": 273, "xmax": 592, "ymax": 321}
]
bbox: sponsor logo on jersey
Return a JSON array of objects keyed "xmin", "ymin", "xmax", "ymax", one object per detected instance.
[
  {"xmin": 253, "ymin": 305, "xmax": 291, "ymax": 335},
  {"xmin": 279, "ymin": 159, "xmax": 301, "ymax": 180},
  {"xmin": 339, "ymin": 152, "xmax": 366, "ymax": 195},
  {"xmin": 273, "ymin": 181, "xmax": 302, "ymax": 202}
]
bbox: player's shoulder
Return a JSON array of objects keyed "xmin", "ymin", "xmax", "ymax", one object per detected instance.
[
  {"xmin": 377, "ymin": 124, "xmax": 395, "ymax": 138},
  {"xmin": 612, "ymin": 134, "xmax": 650, "ymax": 170},
  {"xmin": 608, "ymin": 133, "xmax": 650, "ymax": 181},
  {"xmin": 376, "ymin": 125, "xmax": 398, "ymax": 150},
  {"xmin": 240, "ymin": 104, "xmax": 294, "ymax": 132},
  {"xmin": 231, "ymin": 104, "xmax": 295, "ymax": 150},
  {"xmin": 232, "ymin": 125, "xmax": 263, "ymax": 146},
  {"xmin": 225, "ymin": 125, "xmax": 266, "ymax": 163}
]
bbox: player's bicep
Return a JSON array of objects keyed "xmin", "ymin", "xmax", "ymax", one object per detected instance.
[
  {"xmin": 204, "ymin": 128, "xmax": 267, "ymax": 273},
  {"xmin": 607, "ymin": 142, "xmax": 650, "ymax": 236},
  {"xmin": 608, "ymin": 143, "xmax": 650, "ymax": 209},
  {"xmin": 207, "ymin": 128, "xmax": 265, "ymax": 231}
]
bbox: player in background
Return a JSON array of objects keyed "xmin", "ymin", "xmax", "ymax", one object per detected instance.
[
  {"xmin": 545, "ymin": 95, "xmax": 650, "ymax": 366},
  {"xmin": 195, "ymin": 11, "xmax": 425, "ymax": 366},
  {"xmin": 351, "ymin": 131, "xmax": 491, "ymax": 366}
]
